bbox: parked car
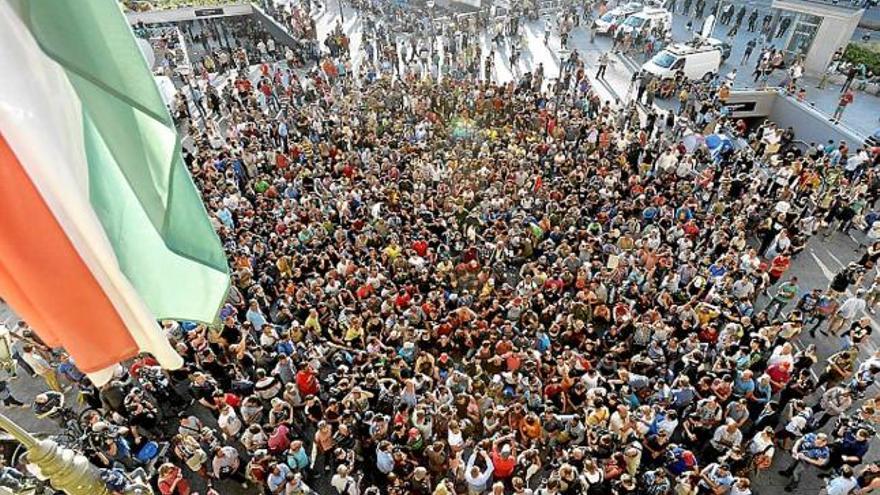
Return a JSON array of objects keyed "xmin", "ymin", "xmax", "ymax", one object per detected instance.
[
  {"xmin": 593, "ymin": 2, "xmax": 643, "ymax": 34},
  {"xmin": 616, "ymin": 7, "xmax": 672, "ymax": 36}
]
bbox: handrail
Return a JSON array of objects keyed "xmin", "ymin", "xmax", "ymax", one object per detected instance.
[{"xmin": 772, "ymin": 0, "xmax": 865, "ymax": 12}]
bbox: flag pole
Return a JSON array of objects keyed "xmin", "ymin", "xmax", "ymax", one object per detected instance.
[{"xmin": 0, "ymin": 412, "xmax": 121, "ymax": 495}]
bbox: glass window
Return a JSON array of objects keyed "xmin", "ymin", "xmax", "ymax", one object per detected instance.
[
  {"xmin": 651, "ymin": 51, "xmax": 678, "ymax": 68},
  {"xmin": 623, "ymin": 16, "xmax": 645, "ymax": 28},
  {"xmin": 785, "ymin": 12, "xmax": 822, "ymax": 59}
]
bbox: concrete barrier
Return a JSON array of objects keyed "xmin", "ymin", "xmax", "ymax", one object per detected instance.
[
  {"xmin": 126, "ymin": 3, "xmax": 253, "ymax": 24},
  {"xmin": 726, "ymin": 88, "xmax": 868, "ymax": 148},
  {"xmin": 769, "ymin": 91, "xmax": 867, "ymax": 148},
  {"xmin": 859, "ymin": 17, "xmax": 880, "ymax": 30}
]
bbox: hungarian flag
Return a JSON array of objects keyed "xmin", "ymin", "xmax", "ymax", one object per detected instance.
[{"xmin": 0, "ymin": 1, "xmax": 229, "ymax": 384}]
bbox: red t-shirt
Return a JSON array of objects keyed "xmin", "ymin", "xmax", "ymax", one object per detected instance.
[
  {"xmin": 395, "ymin": 292, "xmax": 412, "ymax": 309},
  {"xmin": 412, "ymin": 240, "xmax": 428, "ymax": 257},
  {"xmin": 769, "ymin": 257, "xmax": 790, "ymax": 277},
  {"xmin": 491, "ymin": 448, "xmax": 516, "ymax": 478},
  {"xmin": 268, "ymin": 424, "xmax": 291, "ymax": 454},
  {"xmin": 129, "ymin": 356, "xmax": 159, "ymax": 379},
  {"xmin": 296, "ymin": 369, "xmax": 319, "ymax": 397},
  {"xmin": 158, "ymin": 468, "xmax": 191, "ymax": 495},
  {"xmin": 766, "ymin": 364, "xmax": 791, "ymax": 392}
]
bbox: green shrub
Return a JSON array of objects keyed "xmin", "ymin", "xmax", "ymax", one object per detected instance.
[{"xmin": 843, "ymin": 42, "xmax": 880, "ymax": 74}]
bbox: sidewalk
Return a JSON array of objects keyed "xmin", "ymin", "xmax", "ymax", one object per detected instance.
[
  {"xmin": 789, "ymin": 74, "xmax": 880, "ymax": 137},
  {"xmin": 657, "ymin": 7, "xmax": 880, "ymax": 137}
]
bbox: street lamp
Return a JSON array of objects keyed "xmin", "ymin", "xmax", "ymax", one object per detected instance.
[
  {"xmin": 0, "ymin": 413, "xmax": 151, "ymax": 495},
  {"xmin": 0, "ymin": 412, "xmax": 109, "ymax": 495}
]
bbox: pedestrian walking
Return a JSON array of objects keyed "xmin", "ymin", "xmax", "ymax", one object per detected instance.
[
  {"xmin": 841, "ymin": 65, "xmax": 859, "ymax": 93},
  {"xmin": 832, "ymin": 89, "xmax": 854, "ymax": 124},
  {"xmin": 828, "ymin": 289, "xmax": 865, "ymax": 334},
  {"xmin": 596, "ymin": 52, "xmax": 610, "ymax": 79},
  {"xmin": 765, "ymin": 277, "xmax": 799, "ymax": 320},
  {"xmin": 778, "ymin": 432, "xmax": 830, "ymax": 491}
]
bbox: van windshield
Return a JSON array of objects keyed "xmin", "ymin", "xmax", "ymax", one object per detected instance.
[
  {"xmin": 599, "ymin": 11, "xmax": 617, "ymax": 22},
  {"xmin": 650, "ymin": 51, "xmax": 678, "ymax": 69},
  {"xmin": 623, "ymin": 16, "xmax": 645, "ymax": 28}
]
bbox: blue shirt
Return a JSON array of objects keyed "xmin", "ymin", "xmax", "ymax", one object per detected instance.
[
  {"xmin": 376, "ymin": 448, "xmax": 394, "ymax": 474},
  {"xmin": 247, "ymin": 309, "xmax": 268, "ymax": 331},
  {"xmin": 287, "ymin": 448, "xmax": 309, "ymax": 470},
  {"xmin": 275, "ymin": 340, "xmax": 294, "ymax": 356},
  {"xmin": 733, "ymin": 374, "xmax": 755, "ymax": 397},
  {"xmin": 57, "ymin": 362, "xmax": 84, "ymax": 383},
  {"xmin": 217, "ymin": 208, "xmax": 234, "ymax": 229},
  {"xmin": 800, "ymin": 433, "xmax": 830, "ymax": 461},
  {"xmin": 536, "ymin": 333, "xmax": 551, "ymax": 352},
  {"xmin": 672, "ymin": 387, "xmax": 696, "ymax": 408},
  {"xmin": 705, "ymin": 464, "xmax": 733, "ymax": 489},
  {"xmin": 753, "ymin": 382, "xmax": 772, "ymax": 404},
  {"xmin": 839, "ymin": 432, "xmax": 868, "ymax": 460},
  {"xmin": 267, "ymin": 464, "xmax": 291, "ymax": 492}
]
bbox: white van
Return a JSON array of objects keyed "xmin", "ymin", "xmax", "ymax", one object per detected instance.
[
  {"xmin": 704, "ymin": 37, "xmax": 732, "ymax": 62},
  {"xmin": 593, "ymin": 2, "xmax": 643, "ymax": 35},
  {"xmin": 641, "ymin": 43, "xmax": 722, "ymax": 81},
  {"xmin": 617, "ymin": 7, "xmax": 672, "ymax": 36}
]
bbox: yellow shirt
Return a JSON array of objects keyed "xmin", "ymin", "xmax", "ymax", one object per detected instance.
[
  {"xmin": 304, "ymin": 315, "xmax": 321, "ymax": 333},
  {"xmin": 384, "ymin": 244, "xmax": 401, "ymax": 260}
]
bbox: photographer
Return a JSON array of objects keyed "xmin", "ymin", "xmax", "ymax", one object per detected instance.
[
  {"xmin": 779, "ymin": 432, "xmax": 831, "ymax": 491},
  {"xmin": 827, "ymin": 427, "xmax": 872, "ymax": 473},
  {"xmin": 817, "ymin": 349, "xmax": 860, "ymax": 390},
  {"xmin": 464, "ymin": 447, "xmax": 494, "ymax": 494}
]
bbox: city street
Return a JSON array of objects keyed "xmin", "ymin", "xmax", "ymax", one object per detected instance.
[{"xmin": 180, "ymin": 0, "xmax": 880, "ymax": 135}]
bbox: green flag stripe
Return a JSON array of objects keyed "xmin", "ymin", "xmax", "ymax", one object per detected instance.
[
  {"xmin": 23, "ymin": 0, "xmax": 228, "ymax": 274},
  {"xmin": 83, "ymin": 113, "xmax": 229, "ymax": 322},
  {"xmin": 19, "ymin": 0, "xmax": 229, "ymax": 323}
]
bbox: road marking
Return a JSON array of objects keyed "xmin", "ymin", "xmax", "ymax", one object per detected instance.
[
  {"xmin": 809, "ymin": 250, "xmax": 835, "ymax": 281},
  {"xmin": 807, "ymin": 250, "xmax": 879, "ymax": 353},
  {"xmin": 825, "ymin": 250, "xmax": 846, "ymax": 270}
]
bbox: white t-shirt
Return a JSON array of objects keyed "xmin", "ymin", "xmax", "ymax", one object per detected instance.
[
  {"xmin": 331, "ymin": 474, "xmax": 359, "ymax": 495},
  {"xmin": 218, "ymin": 409, "xmax": 242, "ymax": 437},
  {"xmin": 838, "ymin": 297, "xmax": 866, "ymax": 319},
  {"xmin": 826, "ymin": 476, "xmax": 858, "ymax": 495}
]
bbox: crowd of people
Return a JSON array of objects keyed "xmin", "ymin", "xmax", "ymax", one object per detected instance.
[{"xmin": 3, "ymin": 1, "xmax": 880, "ymax": 495}]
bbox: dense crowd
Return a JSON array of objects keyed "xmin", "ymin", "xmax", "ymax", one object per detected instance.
[{"xmin": 4, "ymin": 2, "xmax": 880, "ymax": 495}]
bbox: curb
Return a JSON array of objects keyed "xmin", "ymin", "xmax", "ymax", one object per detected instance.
[{"xmin": 860, "ymin": 18, "xmax": 880, "ymax": 30}]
